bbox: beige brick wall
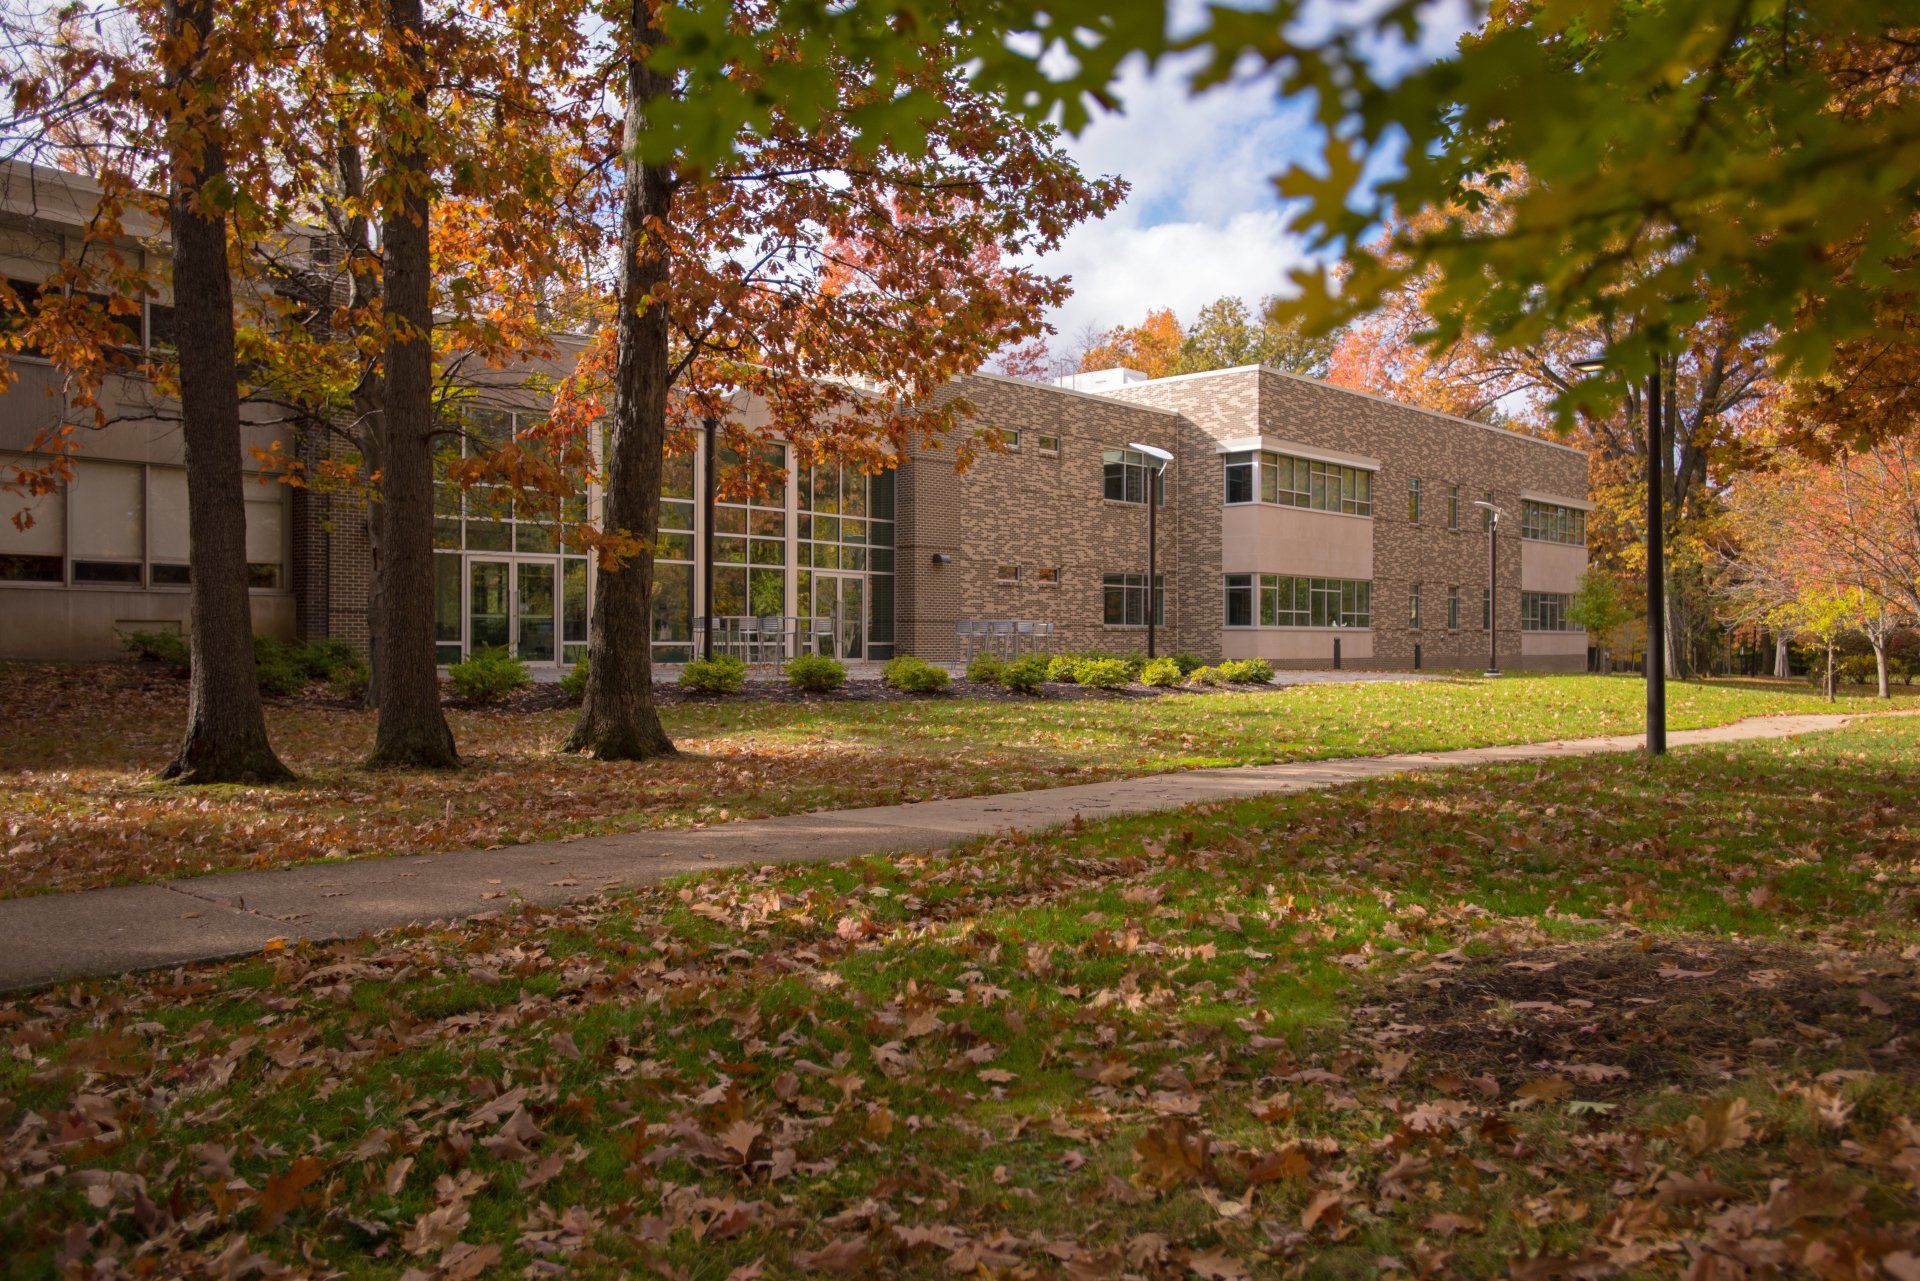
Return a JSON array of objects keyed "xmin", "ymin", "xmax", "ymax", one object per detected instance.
[
  {"xmin": 1104, "ymin": 367, "xmax": 1590, "ymax": 671},
  {"xmin": 894, "ymin": 375, "xmax": 1192, "ymax": 663}
]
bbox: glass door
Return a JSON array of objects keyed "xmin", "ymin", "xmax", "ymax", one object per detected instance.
[
  {"xmin": 809, "ymin": 572, "xmax": 864, "ymax": 660},
  {"xmin": 515, "ymin": 562, "xmax": 556, "ymax": 663},
  {"xmin": 468, "ymin": 559, "xmax": 511, "ymax": 653}
]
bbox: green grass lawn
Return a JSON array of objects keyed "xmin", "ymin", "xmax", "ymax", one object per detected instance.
[
  {"xmin": 3, "ymin": 714, "xmax": 1917, "ymax": 1277},
  {"xmin": 1, "ymin": 661, "xmax": 1911, "ymax": 897}
]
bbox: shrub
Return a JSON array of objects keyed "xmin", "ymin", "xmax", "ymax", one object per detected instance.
[
  {"xmin": 1073, "ymin": 657, "xmax": 1132, "ymax": 689},
  {"xmin": 120, "ymin": 628, "xmax": 191, "ymax": 677},
  {"xmin": 1838, "ymin": 653, "xmax": 1880, "ymax": 687},
  {"xmin": 327, "ymin": 656, "xmax": 371, "ymax": 702},
  {"xmin": 785, "ymin": 653, "xmax": 848, "ymax": 692},
  {"xmin": 1045, "ymin": 654, "xmax": 1080, "ymax": 683},
  {"xmin": 1000, "ymin": 655, "xmax": 1049, "ymax": 694},
  {"xmin": 294, "ymin": 638, "xmax": 360, "ymax": 681},
  {"xmin": 680, "ymin": 654, "xmax": 749, "ymax": 695},
  {"xmin": 252, "ymin": 636, "xmax": 309, "ymax": 697},
  {"xmin": 1140, "ymin": 657, "xmax": 1182, "ymax": 687},
  {"xmin": 1216, "ymin": 657, "xmax": 1275, "ymax": 685},
  {"xmin": 1170, "ymin": 652, "xmax": 1206, "ymax": 677},
  {"xmin": 965, "ymin": 653, "xmax": 1007, "ymax": 685},
  {"xmin": 882, "ymin": 655, "xmax": 951, "ymax": 694},
  {"xmin": 1189, "ymin": 664, "xmax": 1231, "ymax": 687},
  {"xmin": 449, "ymin": 646, "xmax": 532, "ymax": 702},
  {"xmin": 560, "ymin": 655, "xmax": 590, "ymax": 702}
]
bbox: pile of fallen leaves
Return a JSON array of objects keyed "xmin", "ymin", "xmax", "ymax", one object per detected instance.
[{"xmin": 3, "ymin": 698, "xmax": 1919, "ymax": 1279}]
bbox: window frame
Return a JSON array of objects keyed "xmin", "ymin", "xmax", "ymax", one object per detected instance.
[{"xmin": 1103, "ymin": 571, "xmax": 1165, "ymax": 627}]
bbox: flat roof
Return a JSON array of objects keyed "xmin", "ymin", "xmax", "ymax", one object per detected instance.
[{"xmin": 1099, "ymin": 363, "xmax": 1587, "ymax": 458}]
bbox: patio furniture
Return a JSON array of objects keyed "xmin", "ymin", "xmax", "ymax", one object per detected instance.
[
  {"xmin": 987, "ymin": 619, "xmax": 1017, "ymax": 658},
  {"xmin": 757, "ymin": 615, "xmax": 789, "ymax": 663},
  {"xmin": 955, "ymin": 619, "xmax": 988, "ymax": 660}
]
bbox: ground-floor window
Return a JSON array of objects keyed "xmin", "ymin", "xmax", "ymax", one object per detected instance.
[
  {"xmin": 0, "ymin": 453, "xmax": 286, "ymax": 591},
  {"xmin": 1522, "ymin": 590, "xmax": 1580, "ymax": 632},
  {"xmin": 1103, "ymin": 572, "xmax": 1164, "ymax": 627},
  {"xmin": 1223, "ymin": 574, "xmax": 1371, "ymax": 628}
]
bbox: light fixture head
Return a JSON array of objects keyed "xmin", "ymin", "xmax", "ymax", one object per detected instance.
[
  {"xmin": 1569, "ymin": 356, "xmax": 1608, "ymax": 374},
  {"xmin": 1128, "ymin": 442, "xmax": 1174, "ymax": 464}
]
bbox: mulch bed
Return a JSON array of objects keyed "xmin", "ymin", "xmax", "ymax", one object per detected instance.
[
  {"xmin": 1352, "ymin": 938, "xmax": 1920, "ymax": 1095},
  {"xmin": 438, "ymin": 676, "xmax": 1210, "ymax": 713}
]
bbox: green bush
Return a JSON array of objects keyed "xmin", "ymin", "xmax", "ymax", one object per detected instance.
[
  {"xmin": 1170, "ymin": 652, "xmax": 1206, "ymax": 677},
  {"xmin": 1073, "ymin": 657, "xmax": 1132, "ymax": 689},
  {"xmin": 1000, "ymin": 655, "xmax": 1049, "ymax": 694},
  {"xmin": 1216, "ymin": 657, "xmax": 1275, "ymax": 684},
  {"xmin": 1838, "ymin": 653, "xmax": 1880, "ymax": 687},
  {"xmin": 560, "ymin": 655, "xmax": 590, "ymax": 702},
  {"xmin": 680, "ymin": 654, "xmax": 749, "ymax": 695},
  {"xmin": 965, "ymin": 653, "xmax": 1007, "ymax": 685},
  {"xmin": 327, "ymin": 656, "xmax": 371, "ymax": 702},
  {"xmin": 785, "ymin": 653, "xmax": 848, "ymax": 692},
  {"xmin": 449, "ymin": 646, "xmax": 532, "ymax": 702},
  {"xmin": 1045, "ymin": 654, "xmax": 1080, "ymax": 683},
  {"xmin": 294, "ymin": 638, "xmax": 360, "ymax": 681},
  {"xmin": 1190, "ymin": 664, "xmax": 1230, "ymax": 687},
  {"xmin": 1140, "ymin": 657, "xmax": 1182, "ymax": 687},
  {"xmin": 252, "ymin": 637, "xmax": 308, "ymax": 697},
  {"xmin": 120, "ymin": 628, "xmax": 190, "ymax": 677},
  {"xmin": 882, "ymin": 655, "xmax": 951, "ymax": 694}
]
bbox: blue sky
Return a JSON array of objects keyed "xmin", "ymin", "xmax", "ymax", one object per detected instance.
[{"xmin": 1031, "ymin": 0, "xmax": 1475, "ymax": 348}]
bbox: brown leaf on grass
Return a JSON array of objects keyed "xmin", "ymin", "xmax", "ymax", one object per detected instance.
[
  {"xmin": 1422, "ymin": 1211, "xmax": 1483, "ymax": 1237},
  {"xmin": 403, "ymin": 1201, "xmax": 471, "ymax": 1257},
  {"xmin": 257, "ymin": 1154, "xmax": 324, "ymax": 1230},
  {"xmin": 1513, "ymin": 1076, "xmax": 1573, "ymax": 1107},
  {"xmin": 792, "ymin": 1234, "xmax": 871, "ymax": 1274},
  {"xmin": 1187, "ymin": 1248, "xmax": 1250, "ymax": 1280},
  {"xmin": 1681, "ymin": 1098, "xmax": 1756, "ymax": 1155},
  {"xmin": 1133, "ymin": 1117, "xmax": 1214, "ymax": 1190},
  {"xmin": 478, "ymin": 1105, "xmax": 543, "ymax": 1161},
  {"xmin": 436, "ymin": 1242, "xmax": 500, "ymax": 1281},
  {"xmin": 1300, "ymin": 1187, "xmax": 1346, "ymax": 1232}
]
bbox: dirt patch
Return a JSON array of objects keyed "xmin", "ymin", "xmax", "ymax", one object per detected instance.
[{"xmin": 1354, "ymin": 938, "xmax": 1920, "ymax": 1094}]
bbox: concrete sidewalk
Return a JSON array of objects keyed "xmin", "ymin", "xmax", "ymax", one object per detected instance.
[{"xmin": 0, "ymin": 712, "xmax": 1864, "ymax": 991}]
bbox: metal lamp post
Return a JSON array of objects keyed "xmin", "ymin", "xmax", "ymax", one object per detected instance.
[
  {"xmin": 701, "ymin": 414, "xmax": 718, "ymax": 661},
  {"xmin": 1471, "ymin": 500, "xmax": 1502, "ymax": 676},
  {"xmin": 1129, "ymin": 442, "xmax": 1174, "ymax": 659},
  {"xmin": 1571, "ymin": 355, "xmax": 1666, "ymax": 755}
]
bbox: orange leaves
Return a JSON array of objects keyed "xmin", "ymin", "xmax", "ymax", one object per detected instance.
[
  {"xmin": 1133, "ymin": 1116, "xmax": 1214, "ymax": 1191},
  {"xmin": 256, "ymin": 1154, "xmax": 324, "ymax": 1229}
]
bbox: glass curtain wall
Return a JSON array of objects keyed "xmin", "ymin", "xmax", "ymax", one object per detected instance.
[{"xmin": 432, "ymin": 418, "xmax": 895, "ymax": 667}]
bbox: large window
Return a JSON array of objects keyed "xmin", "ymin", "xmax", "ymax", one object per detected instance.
[
  {"xmin": 1224, "ymin": 574, "xmax": 1371, "ymax": 628},
  {"xmin": 0, "ymin": 454, "xmax": 284, "ymax": 590},
  {"xmin": 1102, "ymin": 572, "xmax": 1164, "ymax": 626},
  {"xmin": 1102, "ymin": 448, "xmax": 1165, "ymax": 506},
  {"xmin": 1221, "ymin": 451, "xmax": 1372, "ymax": 516},
  {"xmin": 800, "ymin": 461, "xmax": 895, "ymax": 658},
  {"xmin": 1522, "ymin": 591, "xmax": 1580, "ymax": 632},
  {"xmin": 1520, "ymin": 499, "xmax": 1587, "ymax": 546}
]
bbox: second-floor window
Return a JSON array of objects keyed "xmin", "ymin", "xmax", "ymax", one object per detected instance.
[
  {"xmin": 1521, "ymin": 499, "xmax": 1587, "ymax": 545},
  {"xmin": 1408, "ymin": 476, "xmax": 1421, "ymax": 523},
  {"xmin": 1523, "ymin": 591, "xmax": 1581, "ymax": 631},
  {"xmin": 1102, "ymin": 448, "xmax": 1164, "ymax": 505},
  {"xmin": 1222, "ymin": 451, "xmax": 1372, "ymax": 516},
  {"xmin": 1447, "ymin": 484, "xmax": 1460, "ymax": 529}
]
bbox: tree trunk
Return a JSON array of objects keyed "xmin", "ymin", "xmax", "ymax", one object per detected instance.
[
  {"xmin": 1773, "ymin": 635, "xmax": 1791, "ymax": 679},
  {"xmin": 335, "ymin": 136, "xmax": 388, "ymax": 711},
  {"xmin": 1827, "ymin": 643, "xmax": 1836, "ymax": 703},
  {"xmin": 159, "ymin": 0, "xmax": 291, "ymax": 785},
  {"xmin": 366, "ymin": 0, "xmax": 459, "ymax": 768},
  {"xmin": 565, "ymin": 0, "xmax": 675, "ymax": 761},
  {"xmin": 1875, "ymin": 640, "xmax": 1890, "ymax": 699}
]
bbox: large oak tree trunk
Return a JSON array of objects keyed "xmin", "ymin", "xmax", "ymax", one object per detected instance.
[
  {"xmin": 366, "ymin": 0, "xmax": 458, "ymax": 768},
  {"xmin": 565, "ymin": 0, "xmax": 675, "ymax": 761},
  {"xmin": 160, "ymin": 0, "xmax": 291, "ymax": 785}
]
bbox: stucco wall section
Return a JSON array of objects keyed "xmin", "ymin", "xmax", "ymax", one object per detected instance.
[{"xmin": 1221, "ymin": 505, "xmax": 1373, "ymax": 579}]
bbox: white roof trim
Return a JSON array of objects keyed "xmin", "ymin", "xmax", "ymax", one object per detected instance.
[
  {"xmin": 1521, "ymin": 490, "xmax": 1595, "ymax": 511},
  {"xmin": 963, "ymin": 371, "xmax": 1182, "ymax": 418},
  {"xmin": 1215, "ymin": 435, "xmax": 1380, "ymax": 472},
  {"xmin": 1104, "ymin": 363, "xmax": 1587, "ymax": 458}
]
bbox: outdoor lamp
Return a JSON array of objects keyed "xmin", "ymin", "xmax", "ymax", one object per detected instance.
[
  {"xmin": 1472, "ymin": 500, "xmax": 1503, "ymax": 677},
  {"xmin": 1128, "ymin": 443, "xmax": 1174, "ymax": 659}
]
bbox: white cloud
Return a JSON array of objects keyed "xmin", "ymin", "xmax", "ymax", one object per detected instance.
[{"xmin": 1026, "ymin": 51, "xmax": 1321, "ymax": 347}]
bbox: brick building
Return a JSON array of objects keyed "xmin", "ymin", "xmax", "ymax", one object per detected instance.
[{"xmin": 1, "ymin": 161, "xmax": 1591, "ymax": 671}]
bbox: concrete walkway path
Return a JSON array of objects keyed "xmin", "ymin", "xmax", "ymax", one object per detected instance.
[{"xmin": 0, "ymin": 711, "xmax": 1865, "ymax": 991}]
